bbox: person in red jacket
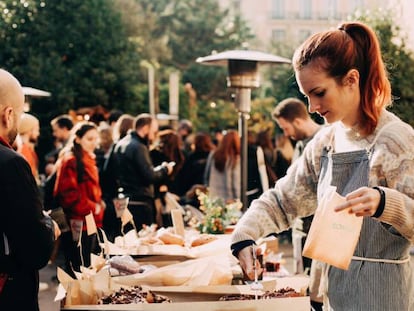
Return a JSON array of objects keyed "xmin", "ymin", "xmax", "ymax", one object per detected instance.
[{"xmin": 54, "ymin": 121, "xmax": 105, "ymax": 274}]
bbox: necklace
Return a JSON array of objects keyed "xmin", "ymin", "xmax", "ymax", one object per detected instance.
[{"xmin": 338, "ymin": 122, "xmax": 363, "ymax": 140}]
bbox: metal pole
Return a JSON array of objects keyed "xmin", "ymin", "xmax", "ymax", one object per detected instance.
[
  {"xmin": 235, "ymin": 88, "xmax": 251, "ymax": 212},
  {"xmin": 148, "ymin": 65, "xmax": 155, "ymax": 116}
]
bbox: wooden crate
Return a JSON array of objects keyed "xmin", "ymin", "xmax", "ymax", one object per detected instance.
[
  {"xmin": 61, "ymin": 277, "xmax": 310, "ymax": 311},
  {"xmin": 62, "ymin": 297, "xmax": 310, "ymax": 311}
]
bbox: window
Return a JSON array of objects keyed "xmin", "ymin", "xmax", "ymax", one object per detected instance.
[
  {"xmin": 272, "ymin": 29, "xmax": 286, "ymax": 41},
  {"xmin": 271, "ymin": 0, "xmax": 285, "ymax": 19},
  {"xmin": 319, "ymin": 0, "xmax": 337, "ymax": 19},
  {"xmin": 231, "ymin": 0, "xmax": 241, "ymax": 14},
  {"xmin": 299, "ymin": 0, "xmax": 312, "ymax": 19},
  {"xmin": 350, "ymin": 0, "xmax": 365, "ymax": 13}
]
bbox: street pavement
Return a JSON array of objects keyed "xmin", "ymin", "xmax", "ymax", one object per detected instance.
[{"xmin": 39, "ymin": 254, "xmax": 63, "ymax": 311}]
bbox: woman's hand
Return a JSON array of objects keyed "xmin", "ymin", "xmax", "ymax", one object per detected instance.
[
  {"xmin": 334, "ymin": 186, "xmax": 381, "ymax": 217},
  {"xmin": 52, "ymin": 219, "xmax": 61, "ymax": 240},
  {"xmin": 237, "ymin": 245, "xmax": 263, "ymax": 281},
  {"xmin": 94, "ymin": 200, "xmax": 106, "ymax": 215}
]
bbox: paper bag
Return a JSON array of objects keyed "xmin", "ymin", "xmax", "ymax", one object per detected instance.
[
  {"xmin": 302, "ymin": 186, "xmax": 363, "ymax": 270},
  {"xmin": 56, "ymin": 265, "xmax": 115, "ymax": 306}
]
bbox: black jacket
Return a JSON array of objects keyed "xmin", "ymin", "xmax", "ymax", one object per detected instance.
[
  {"xmin": 0, "ymin": 140, "xmax": 54, "ymax": 311},
  {"xmin": 114, "ymin": 131, "xmax": 168, "ymax": 201},
  {"xmin": 175, "ymin": 150, "xmax": 209, "ymax": 196}
]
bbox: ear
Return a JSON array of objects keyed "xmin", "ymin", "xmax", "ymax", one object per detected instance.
[
  {"xmin": 2, "ymin": 106, "xmax": 14, "ymax": 129},
  {"xmin": 292, "ymin": 118, "xmax": 303, "ymax": 128},
  {"xmin": 143, "ymin": 124, "xmax": 151, "ymax": 134},
  {"xmin": 343, "ymin": 69, "xmax": 360, "ymax": 88}
]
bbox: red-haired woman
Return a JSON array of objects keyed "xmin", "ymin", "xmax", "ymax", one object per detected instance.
[
  {"xmin": 231, "ymin": 21, "xmax": 414, "ymax": 310},
  {"xmin": 54, "ymin": 122, "xmax": 105, "ymax": 274},
  {"xmin": 205, "ymin": 130, "xmax": 240, "ymax": 202}
]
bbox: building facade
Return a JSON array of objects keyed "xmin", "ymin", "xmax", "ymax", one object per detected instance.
[{"xmin": 218, "ymin": 0, "xmax": 408, "ymax": 50}]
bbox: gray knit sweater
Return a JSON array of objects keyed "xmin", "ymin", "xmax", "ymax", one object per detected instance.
[{"xmin": 231, "ymin": 110, "xmax": 414, "ymax": 246}]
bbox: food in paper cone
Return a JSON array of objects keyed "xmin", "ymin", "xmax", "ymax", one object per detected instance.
[
  {"xmin": 138, "ymin": 224, "xmax": 158, "ymax": 238},
  {"xmin": 140, "ymin": 236, "xmax": 164, "ymax": 245},
  {"xmin": 113, "ymin": 197, "xmax": 129, "ymax": 218},
  {"xmin": 106, "ymin": 227, "xmax": 232, "ymax": 259},
  {"xmin": 156, "ymin": 228, "xmax": 185, "ymax": 246},
  {"xmin": 190, "ymin": 234, "xmax": 218, "ymax": 247},
  {"xmin": 99, "ymin": 286, "xmax": 171, "ymax": 304},
  {"xmin": 108, "ymin": 255, "xmax": 142, "ymax": 275},
  {"xmin": 219, "ymin": 287, "xmax": 302, "ymax": 301}
]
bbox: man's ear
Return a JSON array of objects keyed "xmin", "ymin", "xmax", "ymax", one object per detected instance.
[
  {"xmin": 2, "ymin": 106, "xmax": 14, "ymax": 129},
  {"xmin": 143, "ymin": 124, "xmax": 151, "ymax": 135},
  {"xmin": 343, "ymin": 69, "xmax": 360, "ymax": 87},
  {"xmin": 292, "ymin": 118, "xmax": 303, "ymax": 128}
]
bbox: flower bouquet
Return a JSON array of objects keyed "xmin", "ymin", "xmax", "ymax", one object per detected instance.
[{"xmin": 195, "ymin": 190, "xmax": 242, "ymax": 234}]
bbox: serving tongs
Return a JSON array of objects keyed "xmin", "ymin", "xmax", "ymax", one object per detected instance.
[{"xmin": 249, "ymin": 244, "xmax": 263, "ymax": 300}]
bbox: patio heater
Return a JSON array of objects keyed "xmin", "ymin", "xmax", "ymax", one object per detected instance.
[
  {"xmin": 22, "ymin": 86, "xmax": 52, "ymax": 112},
  {"xmin": 196, "ymin": 50, "xmax": 291, "ymax": 211}
]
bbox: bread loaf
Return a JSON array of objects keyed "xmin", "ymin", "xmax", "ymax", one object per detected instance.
[
  {"xmin": 190, "ymin": 234, "xmax": 218, "ymax": 247},
  {"xmin": 157, "ymin": 231, "xmax": 185, "ymax": 246}
]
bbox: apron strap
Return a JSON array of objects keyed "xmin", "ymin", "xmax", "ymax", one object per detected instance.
[
  {"xmin": 318, "ymin": 263, "xmax": 331, "ymax": 311},
  {"xmin": 352, "ymin": 255, "xmax": 410, "ymax": 264}
]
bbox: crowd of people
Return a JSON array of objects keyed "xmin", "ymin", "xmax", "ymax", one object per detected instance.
[{"xmin": 12, "ymin": 107, "xmax": 297, "ymax": 283}]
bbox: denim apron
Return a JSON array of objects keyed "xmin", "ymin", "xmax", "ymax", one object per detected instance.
[{"xmin": 318, "ymin": 123, "xmax": 412, "ymax": 311}]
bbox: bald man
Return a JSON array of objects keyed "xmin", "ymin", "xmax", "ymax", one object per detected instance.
[
  {"xmin": 0, "ymin": 69, "xmax": 57, "ymax": 311},
  {"xmin": 17, "ymin": 113, "xmax": 41, "ymax": 183}
]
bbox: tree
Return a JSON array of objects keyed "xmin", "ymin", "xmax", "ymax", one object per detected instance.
[
  {"xmin": 114, "ymin": 0, "xmax": 172, "ymax": 70},
  {"xmin": 115, "ymin": 0, "xmax": 254, "ymax": 129},
  {"xmin": 0, "ymin": 0, "xmax": 143, "ymax": 171},
  {"xmin": 166, "ymin": 0, "xmax": 254, "ymax": 102},
  {"xmin": 0, "ymin": 0, "xmax": 141, "ymax": 114}
]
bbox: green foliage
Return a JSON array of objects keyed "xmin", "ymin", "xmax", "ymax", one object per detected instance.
[
  {"xmin": 196, "ymin": 98, "xmax": 238, "ymax": 133},
  {"xmin": 0, "ymin": 0, "xmax": 142, "ymax": 170},
  {"xmin": 249, "ymin": 97, "xmax": 278, "ymax": 134},
  {"xmin": 157, "ymin": 83, "xmax": 191, "ymax": 118},
  {"xmin": 352, "ymin": 10, "xmax": 414, "ymax": 126},
  {"xmin": 116, "ymin": 0, "xmax": 254, "ymax": 113},
  {"xmin": 114, "ymin": 0, "xmax": 171, "ymax": 68},
  {"xmin": 182, "ymin": 64, "xmax": 228, "ymax": 101},
  {"xmin": 165, "ymin": 0, "xmax": 253, "ymax": 71},
  {"xmin": 0, "ymin": 0, "xmax": 141, "ymax": 114},
  {"xmin": 196, "ymin": 190, "xmax": 242, "ymax": 234}
]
